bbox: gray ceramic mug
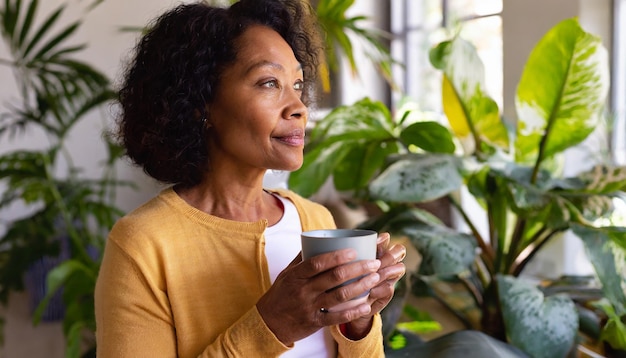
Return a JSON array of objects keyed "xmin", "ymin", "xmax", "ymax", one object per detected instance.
[{"xmin": 301, "ymin": 229, "xmax": 377, "ymax": 312}]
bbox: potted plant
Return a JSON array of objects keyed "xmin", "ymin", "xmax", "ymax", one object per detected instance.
[
  {"xmin": 289, "ymin": 17, "xmax": 626, "ymax": 357},
  {"xmin": 0, "ymin": 0, "xmax": 130, "ymax": 356}
]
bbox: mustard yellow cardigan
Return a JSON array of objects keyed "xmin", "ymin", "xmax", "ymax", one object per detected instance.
[{"xmin": 95, "ymin": 187, "xmax": 384, "ymax": 357}]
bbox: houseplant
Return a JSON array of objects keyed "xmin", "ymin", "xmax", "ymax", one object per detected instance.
[
  {"xmin": 289, "ymin": 17, "xmax": 626, "ymax": 357},
  {"xmin": 0, "ymin": 0, "xmax": 129, "ymax": 355}
]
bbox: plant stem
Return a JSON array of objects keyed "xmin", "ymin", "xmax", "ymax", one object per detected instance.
[
  {"xmin": 511, "ymin": 228, "xmax": 563, "ymax": 276},
  {"xmin": 485, "ymin": 194, "xmax": 504, "ymax": 273},
  {"xmin": 506, "ymin": 217, "xmax": 527, "ymax": 273},
  {"xmin": 0, "ymin": 58, "xmax": 15, "ymax": 66},
  {"xmin": 448, "ymin": 194, "xmax": 495, "ymax": 272},
  {"xmin": 474, "ymin": 256, "xmax": 491, "ymax": 288},
  {"xmin": 508, "ymin": 225, "xmax": 546, "ymax": 272},
  {"xmin": 530, "ymin": 99, "xmax": 562, "ymax": 183},
  {"xmin": 459, "ymin": 270, "xmax": 483, "ymax": 307},
  {"xmin": 41, "ymin": 153, "xmax": 96, "ymax": 267}
]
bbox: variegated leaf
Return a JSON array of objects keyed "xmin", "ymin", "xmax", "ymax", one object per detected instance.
[
  {"xmin": 430, "ymin": 37, "xmax": 509, "ymax": 153},
  {"xmin": 515, "ymin": 18, "xmax": 609, "ymax": 164},
  {"xmin": 576, "ymin": 165, "xmax": 626, "ymax": 194},
  {"xmin": 369, "ymin": 154, "xmax": 462, "ymax": 203},
  {"xmin": 498, "ymin": 275, "xmax": 578, "ymax": 358},
  {"xmin": 402, "ymin": 223, "xmax": 477, "ymax": 276}
]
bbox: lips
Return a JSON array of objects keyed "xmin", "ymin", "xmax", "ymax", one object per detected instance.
[{"xmin": 273, "ymin": 128, "xmax": 305, "ymax": 146}]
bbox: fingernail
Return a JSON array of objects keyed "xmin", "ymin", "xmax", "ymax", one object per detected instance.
[
  {"xmin": 392, "ymin": 246, "xmax": 406, "ymax": 262},
  {"xmin": 377, "ymin": 232, "xmax": 389, "ymax": 243}
]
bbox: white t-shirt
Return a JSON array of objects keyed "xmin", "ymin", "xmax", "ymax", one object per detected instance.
[{"xmin": 264, "ymin": 194, "xmax": 336, "ymax": 358}]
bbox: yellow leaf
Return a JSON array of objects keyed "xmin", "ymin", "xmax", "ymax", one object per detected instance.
[{"xmin": 442, "ymin": 75, "xmax": 470, "ymax": 138}]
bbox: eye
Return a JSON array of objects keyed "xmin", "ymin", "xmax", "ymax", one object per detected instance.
[
  {"xmin": 261, "ymin": 79, "xmax": 279, "ymax": 89},
  {"xmin": 293, "ymin": 80, "xmax": 304, "ymax": 91}
]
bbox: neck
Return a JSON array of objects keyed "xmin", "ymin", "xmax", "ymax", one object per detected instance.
[{"xmin": 175, "ymin": 169, "xmax": 281, "ymax": 223}]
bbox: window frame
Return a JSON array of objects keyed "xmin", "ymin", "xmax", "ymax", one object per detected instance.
[
  {"xmin": 612, "ymin": 0, "xmax": 626, "ymax": 165},
  {"xmin": 389, "ymin": 0, "xmax": 503, "ymax": 111}
]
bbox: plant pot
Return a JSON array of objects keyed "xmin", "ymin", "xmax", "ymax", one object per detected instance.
[{"xmin": 23, "ymin": 235, "xmax": 70, "ymax": 322}]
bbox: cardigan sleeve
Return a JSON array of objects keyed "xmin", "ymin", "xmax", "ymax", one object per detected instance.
[
  {"xmin": 331, "ymin": 314, "xmax": 385, "ymax": 358},
  {"xmin": 95, "ymin": 236, "xmax": 177, "ymax": 357},
  {"xmin": 95, "ymin": 232, "xmax": 291, "ymax": 358}
]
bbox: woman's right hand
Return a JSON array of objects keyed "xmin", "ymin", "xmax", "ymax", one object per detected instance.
[{"xmin": 256, "ymin": 249, "xmax": 381, "ymax": 346}]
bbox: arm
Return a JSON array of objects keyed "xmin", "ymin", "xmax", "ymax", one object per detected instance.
[
  {"xmin": 95, "ymin": 238, "xmax": 290, "ymax": 358},
  {"xmin": 95, "ymin": 238, "xmax": 177, "ymax": 357}
]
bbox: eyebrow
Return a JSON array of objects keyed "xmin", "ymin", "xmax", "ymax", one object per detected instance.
[{"xmin": 245, "ymin": 60, "xmax": 303, "ymax": 75}]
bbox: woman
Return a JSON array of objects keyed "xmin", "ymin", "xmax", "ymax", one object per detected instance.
[{"xmin": 94, "ymin": 0, "xmax": 406, "ymax": 357}]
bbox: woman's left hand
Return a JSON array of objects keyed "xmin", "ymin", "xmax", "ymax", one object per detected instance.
[{"xmin": 344, "ymin": 232, "xmax": 406, "ymax": 339}]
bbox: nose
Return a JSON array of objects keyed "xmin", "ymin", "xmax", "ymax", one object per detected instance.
[{"xmin": 282, "ymin": 89, "xmax": 307, "ymax": 121}]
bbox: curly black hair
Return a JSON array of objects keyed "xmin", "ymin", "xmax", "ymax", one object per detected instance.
[{"xmin": 116, "ymin": 0, "xmax": 323, "ymax": 187}]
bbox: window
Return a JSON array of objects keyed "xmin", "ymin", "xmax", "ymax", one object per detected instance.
[
  {"xmin": 390, "ymin": 0, "xmax": 503, "ymax": 111},
  {"xmin": 613, "ymin": 0, "xmax": 626, "ymax": 165}
]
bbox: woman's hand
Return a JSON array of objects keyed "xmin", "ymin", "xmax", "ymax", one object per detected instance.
[
  {"xmin": 256, "ymin": 249, "xmax": 382, "ymax": 346},
  {"xmin": 344, "ymin": 232, "xmax": 406, "ymax": 339}
]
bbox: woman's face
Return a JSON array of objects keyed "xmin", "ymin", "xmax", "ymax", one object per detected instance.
[{"xmin": 207, "ymin": 25, "xmax": 308, "ymax": 174}]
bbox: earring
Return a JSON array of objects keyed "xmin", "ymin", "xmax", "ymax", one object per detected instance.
[{"xmin": 202, "ymin": 117, "xmax": 213, "ymax": 129}]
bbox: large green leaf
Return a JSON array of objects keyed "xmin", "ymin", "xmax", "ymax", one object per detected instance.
[
  {"xmin": 497, "ymin": 275, "xmax": 578, "ymax": 358},
  {"xmin": 289, "ymin": 98, "xmax": 398, "ymax": 197},
  {"xmin": 399, "ymin": 121, "xmax": 456, "ymax": 154},
  {"xmin": 358, "ymin": 206, "xmax": 445, "ymax": 235},
  {"xmin": 401, "ymin": 222, "xmax": 477, "ymax": 276},
  {"xmin": 580, "ymin": 226, "xmax": 626, "ymax": 351},
  {"xmin": 515, "ymin": 18, "xmax": 609, "ymax": 164},
  {"xmin": 369, "ymin": 154, "xmax": 462, "ymax": 203},
  {"xmin": 385, "ymin": 330, "xmax": 529, "ymax": 357},
  {"xmin": 332, "ymin": 140, "xmax": 399, "ymax": 191},
  {"xmin": 288, "ymin": 141, "xmax": 352, "ymax": 197},
  {"xmin": 429, "ymin": 37, "xmax": 509, "ymax": 153},
  {"xmin": 309, "ymin": 98, "xmax": 394, "ymax": 141},
  {"xmin": 573, "ymin": 225, "xmax": 626, "ymax": 315}
]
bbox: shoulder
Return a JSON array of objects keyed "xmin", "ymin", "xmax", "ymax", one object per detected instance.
[
  {"xmin": 269, "ymin": 189, "xmax": 336, "ymax": 230},
  {"xmin": 108, "ymin": 187, "xmax": 186, "ymax": 251}
]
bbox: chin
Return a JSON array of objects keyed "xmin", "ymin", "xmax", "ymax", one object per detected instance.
[{"xmin": 272, "ymin": 160, "xmax": 302, "ymax": 172}]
